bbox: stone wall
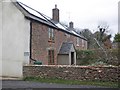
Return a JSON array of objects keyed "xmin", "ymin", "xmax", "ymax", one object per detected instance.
[{"xmin": 23, "ymin": 65, "xmax": 119, "ymax": 82}]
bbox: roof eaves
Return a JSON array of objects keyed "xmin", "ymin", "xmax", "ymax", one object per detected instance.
[{"xmin": 66, "ymin": 27, "xmax": 87, "ymax": 41}]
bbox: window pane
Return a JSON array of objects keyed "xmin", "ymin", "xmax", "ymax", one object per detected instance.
[
  {"xmin": 52, "ymin": 50, "xmax": 54, "ymax": 63},
  {"xmin": 77, "ymin": 37, "xmax": 79, "ymax": 46},
  {"xmin": 48, "ymin": 50, "xmax": 51, "ymax": 63},
  {"xmin": 48, "ymin": 50, "xmax": 54, "ymax": 64},
  {"xmin": 48, "ymin": 28, "xmax": 54, "ymax": 41},
  {"xmin": 52, "ymin": 29, "xmax": 54, "ymax": 40},
  {"xmin": 48, "ymin": 28, "xmax": 51, "ymax": 39}
]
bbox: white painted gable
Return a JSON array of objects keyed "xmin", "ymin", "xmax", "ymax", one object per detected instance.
[{"xmin": 0, "ymin": 0, "xmax": 30, "ymax": 77}]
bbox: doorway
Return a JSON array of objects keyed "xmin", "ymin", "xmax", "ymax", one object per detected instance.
[{"xmin": 71, "ymin": 52, "xmax": 74, "ymax": 65}]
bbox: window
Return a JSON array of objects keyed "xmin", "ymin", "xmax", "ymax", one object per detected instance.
[
  {"xmin": 48, "ymin": 50, "xmax": 54, "ymax": 65},
  {"xmin": 84, "ymin": 41, "xmax": 87, "ymax": 49},
  {"xmin": 82, "ymin": 39, "xmax": 84, "ymax": 47},
  {"xmin": 76, "ymin": 37, "xmax": 79, "ymax": 46},
  {"xmin": 48, "ymin": 28, "xmax": 54, "ymax": 41}
]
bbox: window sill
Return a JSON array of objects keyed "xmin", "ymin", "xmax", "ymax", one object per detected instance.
[
  {"xmin": 48, "ymin": 63, "xmax": 55, "ymax": 65},
  {"xmin": 76, "ymin": 44, "xmax": 79, "ymax": 47},
  {"xmin": 48, "ymin": 40, "xmax": 55, "ymax": 43}
]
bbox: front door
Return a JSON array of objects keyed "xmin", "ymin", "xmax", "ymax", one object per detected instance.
[{"xmin": 71, "ymin": 52, "xmax": 74, "ymax": 65}]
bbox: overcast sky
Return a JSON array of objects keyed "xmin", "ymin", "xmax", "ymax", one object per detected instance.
[{"xmin": 18, "ymin": 0, "xmax": 119, "ymax": 40}]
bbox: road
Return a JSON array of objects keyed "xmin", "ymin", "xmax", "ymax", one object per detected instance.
[{"xmin": 1, "ymin": 80, "xmax": 110, "ymax": 89}]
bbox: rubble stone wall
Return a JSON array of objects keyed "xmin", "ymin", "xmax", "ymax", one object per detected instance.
[{"xmin": 23, "ymin": 65, "xmax": 119, "ymax": 82}]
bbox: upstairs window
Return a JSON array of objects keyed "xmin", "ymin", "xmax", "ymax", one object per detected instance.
[
  {"xmin": 48, "ymin": 28, "xmax": 54, "ymax": 41},
  {"xmin": 82, "ymin": 39, "xmax": 84, "ymax": 47}
]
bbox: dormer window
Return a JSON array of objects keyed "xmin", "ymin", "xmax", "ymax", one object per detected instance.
[{"xmin": 48, "ymin": 28, "xmax": 54, "ymax": 41}]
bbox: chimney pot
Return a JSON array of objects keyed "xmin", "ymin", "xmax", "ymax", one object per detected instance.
[
  {"xmin": 69, "ymin": 21, "xmax": 74, "ymax": 28},
  {"xmin": 55, "ymin": 4, "xmax": 57, "ymax": 8}
]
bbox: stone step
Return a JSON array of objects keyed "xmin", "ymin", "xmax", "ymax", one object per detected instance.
[{"xmin": 0, "ymin": 77, "xmax": 22, "ymax": 80}]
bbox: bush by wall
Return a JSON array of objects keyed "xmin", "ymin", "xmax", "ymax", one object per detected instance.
[
  {"xmin": 76, "ymin": 50, "xmax": 96, "ymax": 65},
  {"xmin": 76, "ymin": 49, "xmax": 119, "ymax": 66}
]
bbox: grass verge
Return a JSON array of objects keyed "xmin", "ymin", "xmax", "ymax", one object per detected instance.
[{"xmin": 23, "ymin": 77, "xmax": 118, "ymax": 88}]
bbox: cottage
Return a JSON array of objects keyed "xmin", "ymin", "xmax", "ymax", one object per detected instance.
[{"xmin": 0, "ymin": 0, "xmax": 87, "ymax": 77}]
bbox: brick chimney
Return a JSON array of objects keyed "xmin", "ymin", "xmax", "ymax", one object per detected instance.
[
  {"xmin": 52, "ymin": 4, "xmax": 59, "ymax": 22},
  {"xmin": 69, "ymin": 21, "xmax": 74, "ymax": 28}
]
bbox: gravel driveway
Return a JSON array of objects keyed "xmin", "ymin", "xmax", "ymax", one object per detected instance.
[{"xmin": 1, "ymin": 80, "xmax": 110, "ymax": 89}]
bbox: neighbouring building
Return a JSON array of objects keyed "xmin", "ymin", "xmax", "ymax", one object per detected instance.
[{"xmin": 0, "ymin": 0, "xmax": 87, "ymax": 78}]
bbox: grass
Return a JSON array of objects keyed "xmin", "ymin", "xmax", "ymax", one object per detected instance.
[{"xmin": 23, "ymin": 77, "xmax": 119, "ymax": 88}]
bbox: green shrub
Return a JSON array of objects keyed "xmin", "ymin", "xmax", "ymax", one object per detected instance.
[
  {"xmin": 76, "ymin": 49, "xmax": 119, "ymax": 66},
  {"xmin": 76, "ymin": 50, "xmax": 96, "ymax": 65}
]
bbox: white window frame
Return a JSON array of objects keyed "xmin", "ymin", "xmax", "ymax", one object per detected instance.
[{"xmin": 48, "ymin": 28, "xmax": 54, "ymax": 41}]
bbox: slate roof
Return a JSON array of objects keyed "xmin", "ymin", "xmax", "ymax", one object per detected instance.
[
  {"xmin": 58, "ymin": 42, "xmax": 75, "ymax": 55},
  {"xmin": 13, "ymin": 1, "xmax": 87, "ymax": 40},
  {"xmin": 13, "ymin": 1, "xmax": 57, "ymax": 28},
  {"xmin": 67, "ymin": 27, "xmax": 86, "ymax": 40}
]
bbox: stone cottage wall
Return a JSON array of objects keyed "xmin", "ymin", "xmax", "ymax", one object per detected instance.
[{"xmin": 23, "ymin": 65, "xmax": 119, "ymax": 82}]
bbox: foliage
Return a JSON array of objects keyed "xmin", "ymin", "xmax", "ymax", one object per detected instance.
[
  {"xmin": 80, "ymin": 29, "xmax": 95, "ymax": 49},
  {"xmin": 76, "ymin": 49, "xmax": 118, "ymax": 66},
  {"xmin": 80, "ymin": 28, "xmax": 112, "ymax": 49},
  {"xmin": 106, "ymin": 49, "xmax": 119, "ymax": 65},
  {"xmin": 114, "ymin": 33, "xmax": 120, "ymax": 42},
  {"xmin": 23, "ymin": 76, "xmax": 118, "ymax": 88},
  {"xmin": 97, "ymin": 22, "xmax": 109, "ymax": 42},
  {"xmin": 76, "ymin": 50, "xmax": 96, "ymax": 65},
  {"xmin": 93, "ymin": 31, "xmax": 112, "ymax": 49},
  {"xmin": 102, "ymin": 34, "xmax": 111, "ymax": 42}
]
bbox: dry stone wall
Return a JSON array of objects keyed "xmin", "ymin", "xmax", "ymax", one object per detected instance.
[{"xmin": 23, "ymin": 65, "xmax": 119, "ymax": 82}]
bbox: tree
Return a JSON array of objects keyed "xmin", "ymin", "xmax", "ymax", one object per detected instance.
[
  {"xmin": 93, "ymin": 31, "xmax": 112, "ymax": 49},
  {"xmin": 114, "ymin": 33, "xmax": 120, "ymax": 42},
  {"xmin": 80, "ymin": 29, "xmax": 95, "ymax": 49},
  {"xmin": 96, "ymin": 22, "xmax": 113, "ymax": 49},
  {"xmin": 97, "ymin": 23, "xmax": 109, "ymax": 42}
]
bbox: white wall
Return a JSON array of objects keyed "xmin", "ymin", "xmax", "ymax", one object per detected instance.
[
  {"xmin": 1, "ymin": 0, "xmax": 30, "ymax": 77},
  {"xmin": 58, "ymin": 55, "xmax": 69, "ymax": 65},
  {"xmin": 0, "ymin": 0, "xmax": 2, "ymax": 78}
]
